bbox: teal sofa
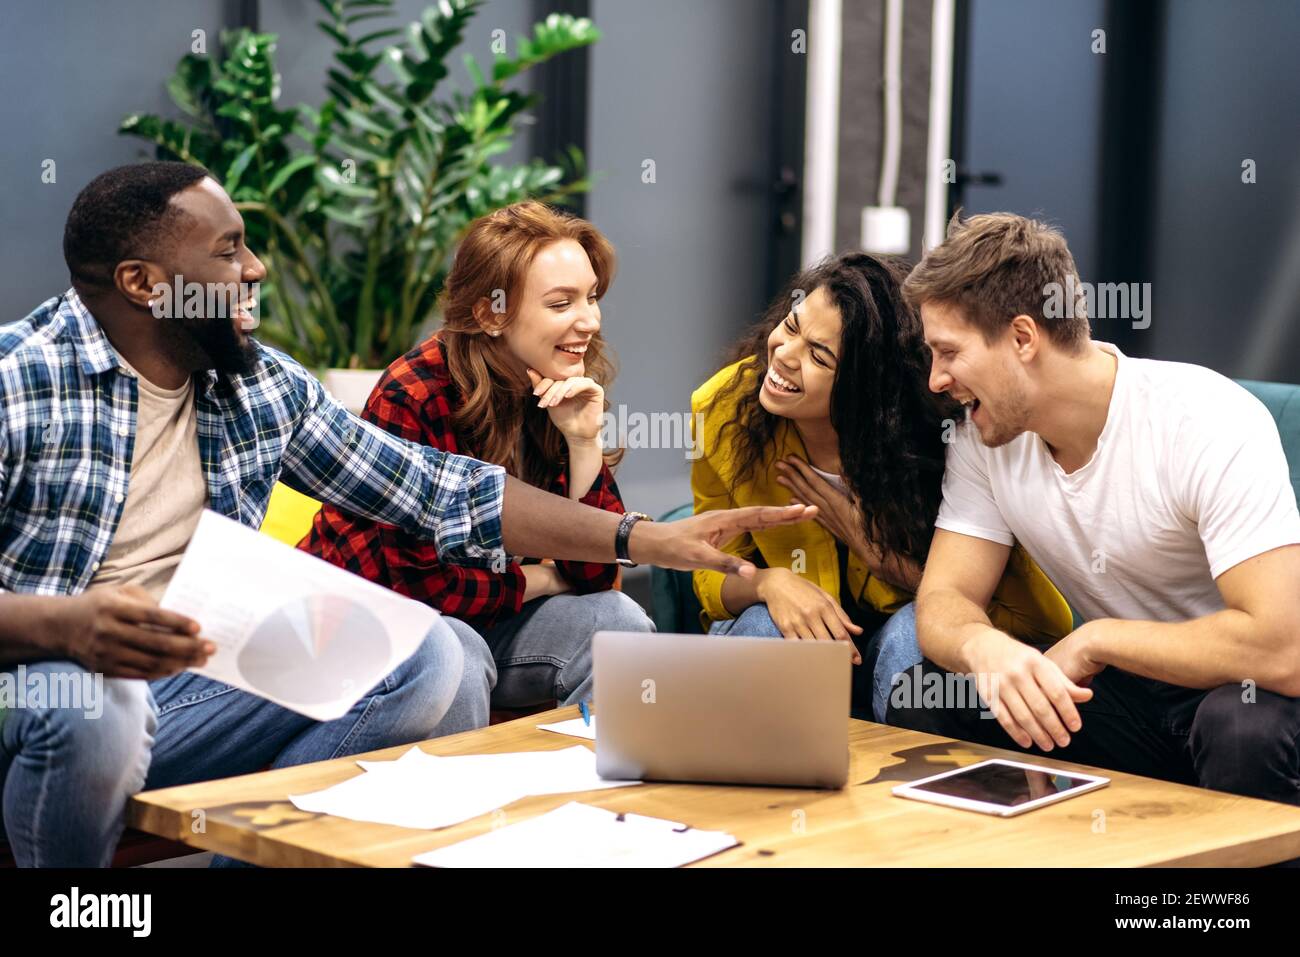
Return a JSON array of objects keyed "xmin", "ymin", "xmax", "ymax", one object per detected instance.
[{"xmin": 1239, "ymin": 380, "xmax": 1300, "ymax": 503}]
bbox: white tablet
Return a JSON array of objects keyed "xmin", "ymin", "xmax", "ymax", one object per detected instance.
[{"xmin": 892, "ymin": 758, "xmax": 1109, "ymax": 816}]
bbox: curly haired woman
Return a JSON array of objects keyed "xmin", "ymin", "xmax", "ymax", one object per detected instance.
[{"xmin": 691, "ymin": 252, "xmax": 1072, "ymax": 721}]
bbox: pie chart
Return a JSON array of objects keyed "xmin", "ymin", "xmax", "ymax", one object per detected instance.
[{"xmin": 237, "ymin": 594, "xmax": 392, "ymax": 706}]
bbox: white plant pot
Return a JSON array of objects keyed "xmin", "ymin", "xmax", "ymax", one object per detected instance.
[{"xmin": 322, "ymin": 368, "xmax": 384, "ymax": 416}]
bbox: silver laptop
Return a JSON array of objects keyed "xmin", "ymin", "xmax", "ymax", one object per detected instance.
[{"xmin": 593, "ymin": 631, "xmax": 851, "ymax": 789}]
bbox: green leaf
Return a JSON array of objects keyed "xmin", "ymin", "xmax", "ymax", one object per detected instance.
[
  {"xmin": 118, "ymin": 113, "xmax": 218, "ymax": 167},
  {"xmin": 332, "ymin": 131, "xmax": 389, "ymax": 164},
  {"xmin": 339, "ymin": 106, "xmax": 394, "ymax": 137},
  {"xmin": 493, "ymin": 14, "xmax": 600, "ymax": 83},
  {"xmin": 215, "ymin": 101, "xmax": 254, "ymax": 126},
  {"xmin": 322, "ymin": 204, "xmax": 379, "ymax": 228},
  {"xmin": 165, "ymin": 55, "xmax": 213, "ymax": 119},
  {"xmin": 404, "ymin": 102, "xmax": 444, "ymax": 139},
  {"xmin": 223, "ymin": 142, "xmax": 259, "ymax": 194},
  {"xmin": 316, "ymin": 19, "xmax": 351, "ymax": 48},
  {"xmin": 462, "ymin": 52, "xmax": 485, "ymax": 88},
  {"xmin": 345, "ymin": 9, "xmax": 397, "ymax": 26},
  {"xmin": 319, "ymin": 163, "xmax": 380, "ymax": 198},
  {"xmin": 360, "ymin": 80, "xmax": 405, "ymax": 115},
  {"xmin": 532, "ymin": 165, "xmax": 564, "ymax": 190},
  {"xmin": 265, "ymin": 154, "xmax": 318, "ymax": 196},
  {"xmin": 326, "ymin": 68, "xmax": 364, "ymax": 103},
  {"xmin": 336, "ymin": 48, "xmax": 384, "ymax": 76},
  {"xmin": 408, "ymin": 0, "xmax": 478, "ymax": 93},
  {"xmin": 385, "ymin": 48, "xmax": 415, "ymax": 85},
  {"xmin": 355, "ymin": 27, "xmax": 402, "ymax": 47}
]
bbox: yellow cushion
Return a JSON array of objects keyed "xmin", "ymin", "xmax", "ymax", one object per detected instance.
[{"xmin": 259, "ymin": 482, "xmax": 322, "ymax": 547}]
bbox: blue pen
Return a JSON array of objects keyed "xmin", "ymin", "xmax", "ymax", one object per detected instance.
[{"xmin": 579, "ymin": 700, "xmax": 591, "ymax": 726}]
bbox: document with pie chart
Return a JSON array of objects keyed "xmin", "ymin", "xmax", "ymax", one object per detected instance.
[{"xmin": 161, "ymin": 509, "xmax": 438, "ymax": 721}]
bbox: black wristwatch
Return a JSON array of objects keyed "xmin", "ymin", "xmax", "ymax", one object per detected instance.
[{"xmin": 615, "ymin": 511, "xmax": 652, "ymax": 567}]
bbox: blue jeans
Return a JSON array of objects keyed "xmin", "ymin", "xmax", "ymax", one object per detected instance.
[
  {"xmin": 0, "ymin": 663, "xmax": 154, "ymax": 867},
  {"xmin": 709, "ymin": 601, "xmax": 922, "ymax": 723},
  {"xmin": 445, "ymin": 590, "xmax": 654, "ymax": 708},
  {"xmin": 0, "ymin": 616, "xmax": 494, "ymax": 867}
]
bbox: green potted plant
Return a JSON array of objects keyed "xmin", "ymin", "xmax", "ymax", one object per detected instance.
[{"xmin": 121, "ymin": 0, "xmax": 597, "ymax": 410}]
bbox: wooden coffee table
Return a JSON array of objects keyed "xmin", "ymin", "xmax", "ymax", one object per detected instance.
[{"xmin": 128, "ymin": 706, "xmax": 1300, "ymax": 867}]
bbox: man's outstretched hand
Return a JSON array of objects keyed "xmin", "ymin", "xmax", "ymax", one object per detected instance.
[
  {"xmin": 626, "ymin": 504, "xmax": 818, "ymax": 576},
  {"xmin": 499, "ymin": 477, "xmax": 818, "ymax": 573}
]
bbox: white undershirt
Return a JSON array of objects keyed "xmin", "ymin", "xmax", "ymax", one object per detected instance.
[{"xmin": 809, "ymin": 464, "xmax": 848, "ymax": 495}]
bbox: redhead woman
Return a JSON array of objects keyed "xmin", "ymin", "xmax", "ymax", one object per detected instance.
[
  {"xmin": 692, "ymin": 252, "xmax": 1073, "ymax": 721},
  {"xmin": 300, "ymin": 202, "xmax": 652, "ymax": 719}
]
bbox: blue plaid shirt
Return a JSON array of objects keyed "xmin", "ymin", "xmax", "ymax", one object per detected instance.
[{"xmin": 0, "ymin": 290, "xmax": 506, "ymax": 596}]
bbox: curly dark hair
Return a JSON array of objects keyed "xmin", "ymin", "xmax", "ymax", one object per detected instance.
[{"xmin": 706, "ymin": 252, "xmax": 962, "ymax": 565}]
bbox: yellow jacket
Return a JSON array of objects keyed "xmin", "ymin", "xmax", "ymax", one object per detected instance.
[{"xmin": 690, "ymin": 360, "xmax": 1073, "ymax": 641}]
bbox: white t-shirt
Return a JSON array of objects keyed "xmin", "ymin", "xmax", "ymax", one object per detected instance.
[{"xmin": 935, "ymin": 342, "xmax": 1300, "ymax": 623}]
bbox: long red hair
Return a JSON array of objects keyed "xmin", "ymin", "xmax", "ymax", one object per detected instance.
[{"xmin": 438, "ymin": 201, "xmax": 622, "ymax": 487}]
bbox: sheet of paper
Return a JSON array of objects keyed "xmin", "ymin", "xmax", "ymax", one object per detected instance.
[
  {"xmin": 290, "ymin": 754, "xmax": 523, "ymax": 830},
  {"xmin": 289, "ymin": 746, "xmax": 640, "ymax": 831},
  {"xmin": 161, "ymin": 509, "xmax": 436, "ymax": 721},
  {"xmin": 436, "ymin": 745, "xmax": 636, "ymax": 797},
  {"xmin": 536, "ymin": 716, "xmax": 596, "ymax": 740},
  {"xmin": 413, "ymin": 801, "xmax": 739, "ymax": 868}
]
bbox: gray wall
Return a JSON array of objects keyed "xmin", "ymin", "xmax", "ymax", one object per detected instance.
[
  {"xmin": 1, "ymin": 1, "xmax": 226, "ymax": 313},
  {"xmin": 960, "ymin": 0, "xmax": 1106, "ymax": 282},
  {"xmin": 586, "ymin": 0, "xmax": 780, "ymax": 520},
  {"xmin": 1144, "ymin": 0, "xmax": 1300, "ymax": 380}
]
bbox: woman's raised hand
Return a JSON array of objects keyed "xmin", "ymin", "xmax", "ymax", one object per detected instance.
[{"xmin": 775, "ymin": 456, "xmax": 867, "ymax": 553}]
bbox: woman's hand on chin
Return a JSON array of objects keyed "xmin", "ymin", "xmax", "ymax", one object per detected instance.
[{"xmin": 526, "ymin": 367, "xmax": 605, "ymax": 444}]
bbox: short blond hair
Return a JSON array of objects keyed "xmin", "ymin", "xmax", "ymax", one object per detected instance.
[{"xmin": 903, "ymin": 211, "xmax": 1089, "ymax": 351}]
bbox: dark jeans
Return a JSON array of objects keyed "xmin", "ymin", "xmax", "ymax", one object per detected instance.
[{"xmin": 886, "ymin": 658, "xmax": 1300, "ymax": 806}]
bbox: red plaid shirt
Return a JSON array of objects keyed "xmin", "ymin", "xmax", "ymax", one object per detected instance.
[{"xmin": 298, "ymin": 334, "xmax": 624, "ymax": 630}]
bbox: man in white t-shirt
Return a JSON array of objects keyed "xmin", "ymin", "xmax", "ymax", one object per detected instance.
[{"xmin": 885, "ymin": 211, "xmax": 1300, "ymax": 806}]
